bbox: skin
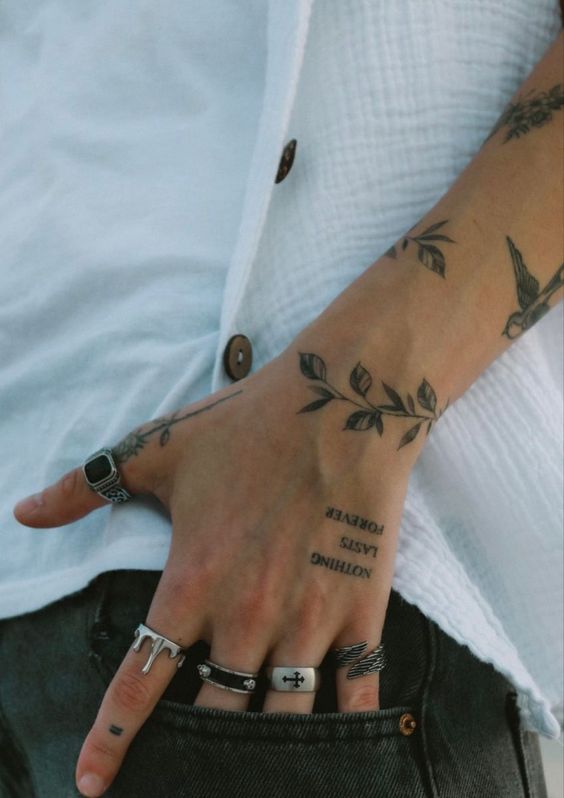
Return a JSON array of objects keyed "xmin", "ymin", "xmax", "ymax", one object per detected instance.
[
  {"xmin": 13, "ymin": 332, "xmax": 421, "ymax": 797},
  {"xmin": 12, "ymin": 29, "xmax": 563, "ymax": 798}
]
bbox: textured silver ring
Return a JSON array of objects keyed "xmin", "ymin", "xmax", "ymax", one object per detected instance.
[
  {"xmin": 132, "ymin": 623, "xmax": 187, "ymax": 675},
  {"xmin": 347, "ymin": 644, "xmax": 386, "ymax": 680},
  {"xmin": 265, "ymin": 666, "xmax": 321, "ymax": 692},
  {"xmin": 82, "ymin": 447, "xmax": 133, "ymax": 503},
  {"xmin": 331, "ymin": 640, "xmax": 370, "ymax": 667}
]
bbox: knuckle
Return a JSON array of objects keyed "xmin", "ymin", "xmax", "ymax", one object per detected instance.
[
  {"xmin": 61, "ymin": 468, "xmax": 80, "ymax": 498},
  {"xmin": 298, "ymin": 581, "xmax": 329, "ymax": 633},
  {"xmin": 237, "ymin": 586, "xmax": 273, "ymax": 623},
  {"xmin": 111, "ymin": 668, "xmax": 154, "ymax": 715},
  {"xmin": 342, "ymin": 684, "xmax": 379, "ymax": 712},
  {"xmin": 160, "ymin": 563, "xmax": 212, "ymax": 607}
]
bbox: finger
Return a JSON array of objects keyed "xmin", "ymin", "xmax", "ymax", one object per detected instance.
[
  {"xmin": 12, "ymin": 444, "xmax": 152, "ymax": 529},
  {"xmin": 333, "ymin": 624, "xmax": 384, "ymax": 713},
  {"xmin": 75, "ymin": 585, "xmax": 202, "ymax": 797}
]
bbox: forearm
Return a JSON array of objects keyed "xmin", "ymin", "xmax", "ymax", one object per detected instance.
[{"xmin": 291, "ymin": 32, "xmax": 563, "ymax": 462}]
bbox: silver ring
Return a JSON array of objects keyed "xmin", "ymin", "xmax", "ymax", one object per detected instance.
[
  {"xmin": 197, "ymin": 659, "xmax": 259, "ymax": 694},
  {"xmin": 132, "ymin": 623, "xmax": 187, "ymax": 675},
  {"xmin": 82, "ymin": 447, "xmax": 133, "ymax": 503},
  {"xmin": 346, "ymin": 644, "xmax": 386, "ymax": 680},
  {"xmin": 330, "ymin": 640, "xmax": 369, "ymax": 667},
  {"xmin": 265, "ymin": 666, "xmax": 321, "ymax": 692}
]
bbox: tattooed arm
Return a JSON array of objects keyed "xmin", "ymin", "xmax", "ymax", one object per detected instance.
[{"xmin": 292, "ymin": 31, "xmax": 563, "ymax": 458}]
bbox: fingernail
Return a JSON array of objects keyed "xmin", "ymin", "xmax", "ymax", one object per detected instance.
[
  {"xmin": 14, "ymin": 493, "xmax": 44, "ymax": 515},
  {"xmin": 77, "ymin": 773, "xmax": 106, "ymax": 797}
]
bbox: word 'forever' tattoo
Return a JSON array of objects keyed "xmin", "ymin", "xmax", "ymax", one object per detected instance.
[
  {"xmin": 297, "ymin": 352, "xmax": 449, "ymax": 450},
  {"xmin": 325, "ymin": 505, "xmax": 384, "ymax": 534},
  {"xmin": 113, "ymin": 390, "xmax": 243, "ymax": 464},
  {"xmin": 385, "ymin": 219, "xmax": 455, "ymax": 278},
  {"xmin": 485, "ymin": 84, "xmax": 563, "ymax": 144},
  {"xmin": 502, "ymin": 237, "xmax": 564, "ymax": 339}
]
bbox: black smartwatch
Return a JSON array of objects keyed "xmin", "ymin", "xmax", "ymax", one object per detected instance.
[{"xmin": 82, "ymin": 447, "xmax": 132, "ymax": 503}]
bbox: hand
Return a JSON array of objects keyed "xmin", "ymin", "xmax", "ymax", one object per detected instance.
[{"xmin": 13, "ymin": 323, "xmax": 426, "ymax": 798}]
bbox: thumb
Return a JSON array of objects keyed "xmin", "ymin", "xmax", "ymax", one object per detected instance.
[{"xmin": 12, "ymin": 447, "xmax": 149, "ymax": 529}]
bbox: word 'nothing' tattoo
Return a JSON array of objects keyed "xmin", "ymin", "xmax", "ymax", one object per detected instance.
[
  {"xmin": 310, "ymin": 551, "xmax": 372, "ymax": 580},
  {"xmin": 297, "ymin": 352, "xmax": 448, "ymax": 450},
  {"xmin": 385, "ymin": 219, "xmax": 455, "ymax": 278},
  {"xmin": 325, "ymin": 505, "xmax": 384, "ymax": 534},
  {"xmin": 485, "ymin": 84, "xmax": 563, "ymax": 144},
  {"xmin": 113, "ymin": 391, "xmax": 243, "ymax": 464},
  {"xmin": 502, "ymin": 237, "xmax": 564, "ymax": 339}
]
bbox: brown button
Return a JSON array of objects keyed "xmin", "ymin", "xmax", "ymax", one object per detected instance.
[
  {"xmin": 399, "ymin": 713, "xmax": 417, "ymax": 736},
  {"xmin": 275, "ymin": 138, "xmax": 297, "ymax": 183},
  {"xmin": 223, "ymin": 334, "xmax": 253, "ymax": 381}
]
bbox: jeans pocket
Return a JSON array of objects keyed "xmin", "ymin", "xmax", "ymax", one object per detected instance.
[{"xmin": 86, "ymin": 570, "xmax": 435, "ymax": 797}]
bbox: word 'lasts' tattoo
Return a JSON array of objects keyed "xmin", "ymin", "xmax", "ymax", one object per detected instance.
[
  {"xmin": 485, "ymin": 84, "xmax": 564, "ymax": 144},
  {"xmin": 502, "ymin": 237, "xmax": 564, "ymax": 339},
  {"xmin": 113, "ymin": 390, "xmax": 243, "ymax": 465},
  {"xmin": 339, "ymin": 536, "xmax": 378, "ymax": 558},
  {"xmin": 385, "ymin": 219, "xmax": 455, "ymax": 278},
  {"xmin": 310, "ymin": 551, "xmax": 372, "ymax": 580},
  {"xmin": 297, "ymin": 352, "xmax": 449, "ymax": 450}
]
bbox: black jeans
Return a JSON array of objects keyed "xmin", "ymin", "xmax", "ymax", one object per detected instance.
[{"xmin": 0, "ymin": 569, "xmax": 548, "ymax": 797}]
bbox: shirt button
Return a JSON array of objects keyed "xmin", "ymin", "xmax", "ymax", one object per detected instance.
[
  {"xmin": 399, "ymin": 713, "xmax": 417, "ymax": 736},
  {"xmin": 275, "ymin": 138, "xmax": 297, "ymax": 183},
  {"xmin": 222, "ymin": 334, "xmax": 253, "ymax": 381}
]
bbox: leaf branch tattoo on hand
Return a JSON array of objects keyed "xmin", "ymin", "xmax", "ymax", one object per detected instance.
[
  {"xmin": 385, "ymin": 219, "xmax": 455, "ymax": 278},
  {"xmin": 113, "ymin": 390, "xmax": 243, "ymax": 464},
  {"xmin": 297, "ymin": 353, "xmax": 449, "ymax": 450}
]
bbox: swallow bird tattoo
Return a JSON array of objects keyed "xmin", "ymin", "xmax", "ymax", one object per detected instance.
[{"xmin": 502, "ymin": 236, "xmax": 564, "ymax": 339}]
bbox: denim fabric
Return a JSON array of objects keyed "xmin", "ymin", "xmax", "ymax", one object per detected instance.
[{"xmin": 0, "ymin": 569, "xmax": 548, "ymax": 797}]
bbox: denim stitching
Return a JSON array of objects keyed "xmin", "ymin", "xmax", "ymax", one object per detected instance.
[{"xmin": 418, "ymin": 615, "xmax": 441, "ymax": 798}]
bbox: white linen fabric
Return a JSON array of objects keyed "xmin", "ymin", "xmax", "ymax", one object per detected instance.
[{"xmin": 0, "ymin": 0, "xmax": 562, "ymax": 739}]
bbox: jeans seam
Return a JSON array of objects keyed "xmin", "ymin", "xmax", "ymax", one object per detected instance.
[
  {"xmin": 519, "ymin": 729, "xmax": 533, "ymax": 798},
  {"xmin": 418, "ymin": 616, "xmax": 441, "ymax": 798}
]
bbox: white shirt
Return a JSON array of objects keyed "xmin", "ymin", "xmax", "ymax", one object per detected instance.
[{"xmin": 0, "ymin": 0, "xmax": 562, "ymax": 739}]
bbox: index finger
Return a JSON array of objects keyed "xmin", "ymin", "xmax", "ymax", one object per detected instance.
[{"xmin": 75, "ymin": 604, "xmax": 201, "ymax": 797}]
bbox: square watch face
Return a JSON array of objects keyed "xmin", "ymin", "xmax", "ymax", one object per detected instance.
[{"xmin": 84, "ymin": 453, "xmax": 114, "ymax": 484}]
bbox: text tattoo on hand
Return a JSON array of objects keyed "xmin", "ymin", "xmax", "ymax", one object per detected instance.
[
  {"xmin": 297, "ymin": 353, "xmax": 449, "ymax": 450},
  {"xmin": 309, "ymin": 507, "xmax": 386, "ymax": 581}
]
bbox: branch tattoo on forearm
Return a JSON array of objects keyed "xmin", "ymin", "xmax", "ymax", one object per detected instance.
[
  {"xmin": 502, "ymin": 236, "xmax": 564, "ymax": 339},
  {"xmin": 297, "ymin": 352, "xmax": 449, "ymax": 450},
  {"xmin": 484, "ymin": 84, "xmax": 563, "ymax": 145},
  {"xmin": 385, "ymin": 219, "xmax": 455, "ymax": 278},
  {"xmin": 113, "ymin": 390, "xmax": 243, "ymax": 464}
]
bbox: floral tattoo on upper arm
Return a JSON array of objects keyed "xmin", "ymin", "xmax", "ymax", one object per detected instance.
[{"xmin": 484, "ymin": 84, "xmax": 563, "ymax": 145}]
